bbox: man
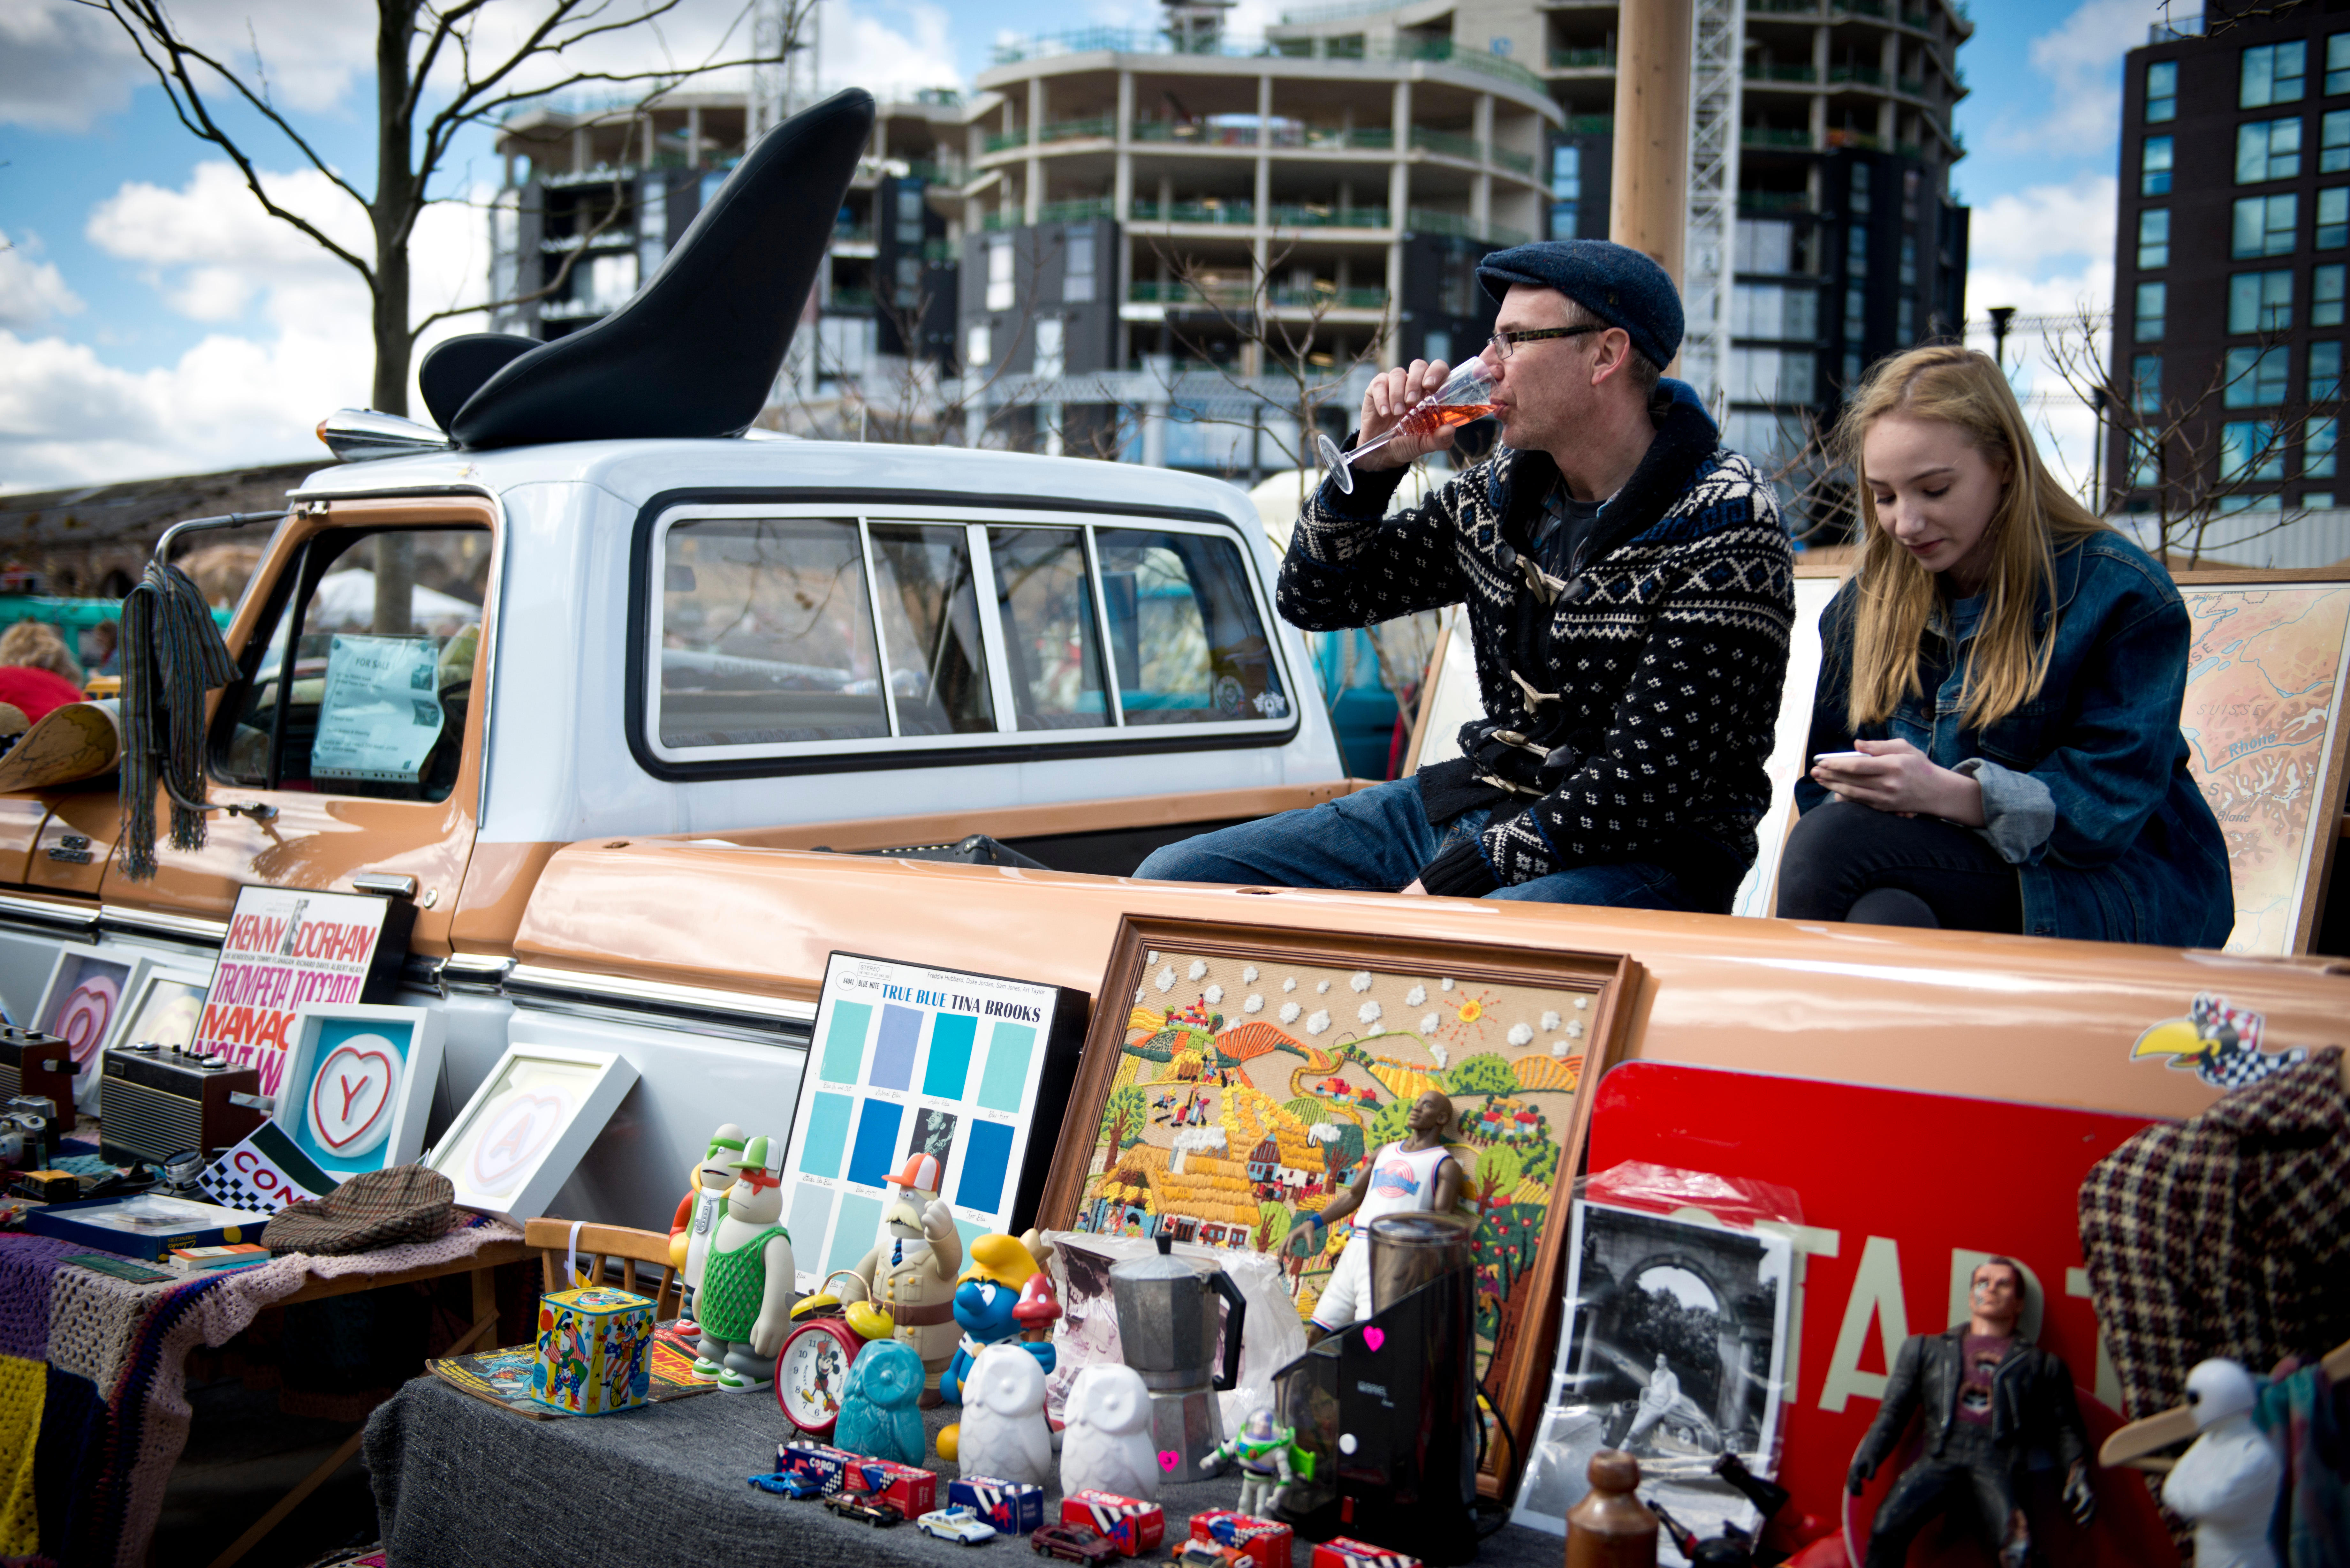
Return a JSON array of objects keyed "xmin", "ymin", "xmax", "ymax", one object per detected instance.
[
  {"xmin": 1287, "ymin": 1088, "xmax": 1463, "ymax": 1341},
  {"xmin": 1137, "ymin": 239, "xmax": 1794, "ymax": 910},
  {"xmin": 1848, "ymin": 1257, "xmax": 2095, "ymax": 1568},
  {"xmin": 1624, "ymin": 1351, "xmax": 1682, "ymax": 1450}
]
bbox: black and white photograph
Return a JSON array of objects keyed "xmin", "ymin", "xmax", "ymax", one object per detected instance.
[{"xmin": 1512, "ymin": 1202, "xmax": 1792, "ymax": 1554}]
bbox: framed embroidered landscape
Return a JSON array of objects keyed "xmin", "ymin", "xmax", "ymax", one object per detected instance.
[{"xmin": 1035, "ymin": 916, "xmax": 1639, "ymax": 1485}]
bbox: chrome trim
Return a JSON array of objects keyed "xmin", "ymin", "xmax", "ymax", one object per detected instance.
[
  {"xmin": 352, "ymin": 872, "xmax": 420, "ymax": 899},
  {"xmin": 98, "ymin": 905, "xmax": 228, "ymax": 945},
  {"xmin": 0, "ymin": 893, "xmax": 98, "ymax": 936},
  {"xmin": 442, "ymin": 954, "xmax": 515, "ymax": 996},
  {"xmin": 315, "ymin": 409, "xmax": 455, "ymax": 463},
  {"xmin": 503, "ymin": 962, "xmax": 817, "ymax": 1029}
]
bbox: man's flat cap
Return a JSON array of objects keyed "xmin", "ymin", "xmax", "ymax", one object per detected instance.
[{"xmin": 1477, "ymin": 239, "xmax": 1683, "ymax": 370}]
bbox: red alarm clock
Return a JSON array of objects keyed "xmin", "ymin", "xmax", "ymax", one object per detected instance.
[{"xmin": 775, "ymin": 1276, "xmax": 894, "ymax": 1435}]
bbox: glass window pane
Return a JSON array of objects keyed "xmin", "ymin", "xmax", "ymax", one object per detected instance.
[
  {"xmin": 2325, "ymin": 111, "xmax": 2350, "ymax": 172},
  {"xmin": 658, "ymin": 518, "xmax": 887, "ymax": 748},
  {"xmin": 2313, "ymin": 340, "xmax": 2343, "ymax": 400},
  {"xmin": 989, "ymin": 526, "xmax": 1107, "ymax": 729},
  {"xmin": 2306, "ymin": 417, "xmax": 2339, "ymax": 477},
  {"xmin": 2144, "ymin": 134, "xmax": 2174, "ymax": 195},
  {"xmin": 2224, "ymin": 419, "xmax": 2286, "ymax": 480},
  {"xmin": 2149, "ymin": 60, "xmax": 2178, "ymax": 121},
  {"xmin": 2137, "ymin": 281, "xmax": 2167, "ymax": 340},
  {"xmin": 868, "ymin": 524, "xmax": 995, "ymax": 736},
  {"xmin": 1093, "ymin": 530, "xmax": 1288, "ymax": 728},
  {"xmin": 2139, "ymin": 207, "xmax": 2171, "ymax": 269},
  {"xmin": 2322, "ymin": 188, "xmax": 2350, "ymax": 248},
  {"xmin": 2330, "ymin": 34, "xmax": 2350, "ymax": 95},
  {"xmin": 2132, "ymin": 352, "xmax": 2163, "ymax": 414},
  {"xmin": 2318, "ymin": 263, "xmax": 2347, "ymax": 327}
]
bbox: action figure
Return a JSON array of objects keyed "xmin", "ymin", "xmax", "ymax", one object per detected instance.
[
  {"xmin": 1202, "ymin": 1408, "xmax": 1297, "ymax": 1516},
  {"xmin": 666, "ymin": 1122, "xmax": 745, "ymax": 1321},
  {"xmin": 838, "ymin": 1152, "xmax": 964, "ymax": 1402},
  {"xmin": 1847, "ymin": 1257, "xmax": 2095, "ymax": 1568},
  {"xmin": 692, "ymin": 1135, "xmax": 798, "ymax": 1392},
  {"xmin": 1287, "ymin": 1089, "xmax": 1464, "ymax": 1340},
  {"xmin": 934, "ymin": 1233, "xmax": 1055, "ymax": 1464}
]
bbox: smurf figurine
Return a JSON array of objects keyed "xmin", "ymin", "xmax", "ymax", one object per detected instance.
[
  {"xmin": 1202, "ymin": 1409, "xmax": 1295, "ymax": 1516},
  {"xmin": 939, "ymin": 1233, "xmax": 1056, "ymax": 1403},
  {"xmin": 667, "ymin": 1123, "xmax": 745, "ymax": 1322},
  {"xmin": 840, "ymin": 1153, "xmax": 963, "ymax": 1402},
  {"xmin": 691, "ymin": 1135, "xmax": 797, "ymax": 1391},
  {"xmin": 835, "ymin": 1338, "xmax": 928, "ymax": 1466}
]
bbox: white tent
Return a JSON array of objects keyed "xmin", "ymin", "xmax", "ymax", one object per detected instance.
[{"xmin": 311, "ymin": 568, "xmax": 480, "ymax": 631}]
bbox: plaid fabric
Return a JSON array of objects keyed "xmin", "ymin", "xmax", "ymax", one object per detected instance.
[
  {"xmin": 2078, "ymin": 1046, "xmax": 2350, "ymax": 1424},
  {"xmin": 261, "ymin": 1165, "xmax": 454, "ymax": 1256}
]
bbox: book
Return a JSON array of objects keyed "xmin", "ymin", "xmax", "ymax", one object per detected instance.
[
  {"xmin": 24, "ymin": 1192, "xmax": 261, "ymax": 1261},
  {"xmin": 64, "ymin": 1253, "xmax": 178, "ymax": 1284},
  {"xmin": 426, "ymin": 1320, "xmax": 714, "ymax": 1421},
  {"xmin": 166, "ymin": 1242, "xmax": 271, "ymax": 1271}
]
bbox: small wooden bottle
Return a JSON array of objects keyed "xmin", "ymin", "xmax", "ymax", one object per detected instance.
[{"xmin": 1565, "ymin": 1449, "xmax": 1658, "ymax": 1568}]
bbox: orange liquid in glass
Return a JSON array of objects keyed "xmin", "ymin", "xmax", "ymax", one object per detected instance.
[{"xmin": 1401, "ymin": 402, "xmax": 1496, "ymax": 434}]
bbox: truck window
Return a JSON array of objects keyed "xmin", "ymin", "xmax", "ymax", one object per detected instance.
[
  {"xmin": 211, "ymin": 527, "xmax": 489, "ymax": 802},
  {"xmin": 868, "ymin": 524, "xmax": 994, "ymax": 735},
  {"xmin": 1095, "ymin": 529, "xmax": 1288, "ymax": 726},
  {"xmin": 988, "ymin": 526, "xmax": 1108, "ymax": 730}
]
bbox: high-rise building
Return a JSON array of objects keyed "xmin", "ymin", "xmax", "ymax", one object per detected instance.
[{"xmin": 2108, "ymin": 5, "xmax": 2350, "ymax": 520}]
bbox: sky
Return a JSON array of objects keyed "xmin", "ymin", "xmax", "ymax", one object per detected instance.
[{"xmin": 0, "ymin": 0, "xmax": 2149, "ymax": 493}]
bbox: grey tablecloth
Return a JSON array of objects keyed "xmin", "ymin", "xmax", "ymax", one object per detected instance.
[{"xmin": 364, "ymin": 1376, "xmax": 1569, "ymax": 1568}]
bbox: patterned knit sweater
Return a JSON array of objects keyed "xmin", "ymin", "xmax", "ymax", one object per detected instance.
[{"xmin": 1280, "ymin": 380, "xmax": 1795, "ymax": 905}]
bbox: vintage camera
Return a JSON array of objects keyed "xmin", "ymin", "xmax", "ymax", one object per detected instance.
[
  {"xmin": 97, "ymin": 1042, "xmax": 263, "ymax": 1169},
  {"xmin": 0, "ymin": 1094, "xmax": 60, "ymax": 1172},
  {"xmin": 0, "ymin": 1026, "xmax": 77, "ymax": 1132}
]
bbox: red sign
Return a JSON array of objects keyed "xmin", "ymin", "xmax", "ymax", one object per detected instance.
[{"xmin": 1588, "ymin": 1062, "xmax": 2182, "ymax": 1566}]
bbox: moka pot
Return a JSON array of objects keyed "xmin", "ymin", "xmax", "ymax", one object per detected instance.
[{"xmin": 1108, "ymin": 1235, "xmax": 1248, "ymax": 1478}]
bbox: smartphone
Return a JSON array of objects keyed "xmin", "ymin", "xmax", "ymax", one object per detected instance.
[{"xmin": 1811, "ymin": 750, "xmax": 1869, "ymax": 765}]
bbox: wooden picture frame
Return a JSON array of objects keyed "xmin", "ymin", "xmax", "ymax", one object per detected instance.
[
  {"xmin": 1035, "ymin": 915, "xmax": 1641, "ymax": 1489},
  {"xmin": 116, "ymin": 966, "xmax": 210, "ymax": 1052},
  {"xmin": 2171, "ymin": 568, "xmax": 2350, "ymax": 954},
  {"xmin": 425, "ymin": 1043, "xmax": 638, "ymax": 1224},
  {"xmin": 273, "ymin": 1004, "xmax": 445, "ymax": 1180}
]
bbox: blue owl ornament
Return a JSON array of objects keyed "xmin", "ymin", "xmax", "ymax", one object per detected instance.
[{"xmin": 835, "ymin": 1338, "xmax": 927, "ymax": 1466}]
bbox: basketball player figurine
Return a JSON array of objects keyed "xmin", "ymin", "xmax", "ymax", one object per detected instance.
[{"xmin": 1287, "ymin": 1088, "xmax": 1464, "ymax": 1343}]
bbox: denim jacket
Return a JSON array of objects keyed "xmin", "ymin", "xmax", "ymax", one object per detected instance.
[{"xmin": 1795, "ymin": 531, "xmax": 2234, "ymax": 947}]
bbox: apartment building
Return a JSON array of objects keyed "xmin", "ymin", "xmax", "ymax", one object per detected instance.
[{"xmin": 2108, "ymin": 3, "xmax": 2350, "ymax": 518}]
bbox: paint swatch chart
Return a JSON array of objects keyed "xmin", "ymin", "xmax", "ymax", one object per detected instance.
[{"xmin": 782, "ymin": 953, "xmax": 1077, "ymax": 1291}]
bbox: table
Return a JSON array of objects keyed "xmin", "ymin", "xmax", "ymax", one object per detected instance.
[{"xmin": 366, "ymin": 1377, "xmax": 1573, "ymax": 1568}]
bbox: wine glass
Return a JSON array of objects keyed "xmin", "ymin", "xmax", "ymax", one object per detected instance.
[{"xmin": 1315, "ymin": 357, "xmax": 1499, "ymax": 494}]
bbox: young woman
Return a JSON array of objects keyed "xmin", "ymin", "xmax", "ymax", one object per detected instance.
[{"xmin": 1776, "ymin": 345, "xmax": 2234, "ymax": 946}]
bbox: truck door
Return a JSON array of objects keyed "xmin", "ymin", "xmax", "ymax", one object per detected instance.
[{"xmin": 97, "ymin": 501, "xmax": 497, "ymax": 954}]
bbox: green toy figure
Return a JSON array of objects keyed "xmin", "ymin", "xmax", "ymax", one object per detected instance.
[
  {"xmin": 1201, "ymin": 1408, "xmax": 1301, "ymax": 1515},
  {"xmin": 692, "ymin": 1135, "xmax": 798, "ymax": 1392}
]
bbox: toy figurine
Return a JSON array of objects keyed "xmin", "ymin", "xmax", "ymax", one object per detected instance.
[
  {"xmin": 940, "ymin": 1233, "xmax": 1057, "ymax": 1402},
  {"xmin": 691, "ymin": 1135, "xmax": 798, "ymax": 1392},
  {"xmin": 1847, "ymin": 1257, "xmax": 2094, "ymax": 1568},
  {"xmin": 1201, "ymin": 1409, "xmax": 1295, "ymax": 1516},
  {"xmin": 668, "ymin": 1123, "xmax": 746, "ymax": 1321},
  {"xmin": 1014, "ymin": 1270, "xmax": 1062, "ymax": 1343},
  {"xmin": 836, "ymin": 1338, "xmax": 929, "ymax": 1466},
  {"xmin": 839, "ymin": 1153, "xmax": 964, "ymax": 1401},
  {"xmin": 1287, "ymin": 1089, "xmax": 1465, "ymax": 1341},
  {"xmin": 2161, "ymin": 1360, "xmax": 2283, "ymax": 1568},
  {"xmin": 1060, "ymin": 1364, "xmax": 1159, "ymax": 1502},
  {"xmin": 954, "ymin": 1341, "xmax": 1056, "ymax": 1488}
]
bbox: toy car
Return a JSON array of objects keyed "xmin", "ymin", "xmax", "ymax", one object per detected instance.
[
  {"xmin": 920, "ymin": 1506, "xmax": 1001, "ymax": 1546},
  {"xmin": 1172, "ymin": 1540, "xmax": 1255, "ymax": 1568},
  {"xmin": 1031, "ymin": 1523, "xmax": 1118, "ymax": 1563},
  {"xmin": 825, "ymin": 1492, "xmax": 905, "ymax": 1528},
  {"xmin": 747, "ymin": 1469, "xmax": 827, "ymax": 1499}
]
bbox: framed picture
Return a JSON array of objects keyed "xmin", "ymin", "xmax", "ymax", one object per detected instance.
[
  {"xmin": 117, "ymin": 967, "xmax": 210, "ymax": 1051},
  {"xmin": 425, "ymin": 1044, "xmax": 638, "ymax": 1223},
  {"xmin": 2172, "ymin": 570, "xmax": 2350, "ymax": 955},
  {"xmin": 1035, "ymin": 916, "xmax": 1638, "ymax": 1486},
  {"xmin": 272, "ymin": 1004, "xmax": 445, "ymax": 1180},
  {"xmin": 37, "ymin": 948, "xmax": 147, "ymax": 1114}
]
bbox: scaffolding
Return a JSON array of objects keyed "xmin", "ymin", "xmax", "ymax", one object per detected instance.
[
  {"xmin": 1682, "ymin": 0, "xmax": 1744, "ymax": 417},
  {"xmin": 749, "ymin": 0, "xmax": 820, "ymax": 147}
]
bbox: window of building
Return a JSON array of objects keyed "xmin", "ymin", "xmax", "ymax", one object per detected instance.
[
  {"xmin": 986, "ymin": 234, "xmax": 1014, "ymax": 312},
  {"xmin": 2139, "ymin": 208, "xmax": 2171, "ymax": 268},
  {"xmin": 1734, "ymin": 218, "xmax": 1795, "ymax": 273},
  {"xmin": 2330, "ymin": 34, "xmax": 2350, "ymax": 95},
  {"xmin": 2226, "ymin": 345, "xmax": 2290, "ymax": 406},
  {"xmin": 1845, "ymin": 285, "xmax": 1866, "ymax": 339},
  {"xmin": 1900, "ymin": 235, "xmax": 1918, "ymax": 286},
  {"xmin": 1844, "ymin": 351, "xmax": 1863, "ymax": 386},
  {"xmin": 2132, "ymin": 352, "xmax": 2163, "ymax": 414},
  {"xmin": 1851, "ymin": 162, "xmax": 1871, "ymax": 214},
  {"xmin": 1726, "ymin": 347, "xmax": 1817, "ymax": 404},
  {"xmin": 1551, "ymin": 145, "xmax": 1581, "ymax": 239},
  {"xmin": 965, "ymin": 322, "xmax": 991, "ymax": 370},
  {"xmin": 1847, "ymin": 225, "xmax": 1868, "ymax": 275},
  {"xmin": 2228, "ymin": 269, "xmax": 2293, "ymax": 331},
  {"xmin": 2323, "ymin": 189, "xmax": 2350, "ymax": 248},
  {"xmin": 2313, "ymin": 340, "xmax": 2343, "ymax": 400},
  {"xmin": 2307, "ymin": 491, "xmax": 2337, "ymax": 507},
  {"xmin": 2223, "ymin": 419, "xmax": 2287, "ymax": 480},
  {"xmin": 1898, "ymin": 297, "xmax": 1915, "ymax": 341},
  {"xmin": 2238, "ymin": 118, "xmax": 2304, "ymax": 183},
  {"xmin": 894, "ymin": 254, "xmax": 921, "ymax": 308},
  {"xmin": 2137, "ymin": 281, "xmax": 2168, "ymax": 340},
  {"xmin": 2233, "ymin": 193, "xmax": 2300, "ymax": 257},
  {"xmin": 2325, "ymin": 110, "xmax": 2350, "ymax": 172},
  {"xmin": 1063, "ymin": 228, "xmax": 1096, "ymax": 304},
  {"xmin": 2143, "ymin": 134, "xmax": 2175, "ymax": 195},
  {"xmin": 2307, "ymin": 417, "xmax": 2340, "ymax": 476},
  {"xmin": 2130, "ymin": 431, "xmax": 2163, "ymax": 488},
  {"xmin": 1033, "ymin": 317, "xmax": 1065, "ymax": 379},
  {"xmin": 2319, "ymin": 263, "xmax": 2347, "ymax": 326},
  {"xmin": 2243, "ymin": 41, "xmax": 2307, "ymax": 108},
  {"xmin": 1733, "ymin": 282, "xmax": 1821, "ymax": 338},
  {"xmin": 2148, "ymin": 59, "xmax": 2179, "ymax": 122},
  {"xmin": 896, "ymin": 185, "xmax": 925, "ymax": 245}
]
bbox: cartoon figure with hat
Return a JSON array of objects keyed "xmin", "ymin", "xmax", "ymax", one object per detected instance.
[
  {"xmin": 690, "ymin": 1134, "xmax": 798, "ymax": 1391},
  {"xmin": 838, "ymin": 1151, "xmax": 964, "ymax": 1400},
  {"xmin": 667, "ymin": 1123, "xmax": 745, "ymax": 1324},
  {"xmin": 934, "ymin": 1231, "xmax": 1057, "ymax": 1463}
]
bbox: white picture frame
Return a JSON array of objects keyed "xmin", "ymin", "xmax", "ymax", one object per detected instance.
[
  {"xmin": 272, "ymin": 1003, "xmax": 445, "ymax": 1180},
  {"xmin": 425, "ymin": 1043, "xmax": 639, "ymax": 1223},
  {"xmin": 116, "ymin": 966, "xmax": 212, "ymax": 1052},
  {"xmin": 40, "ymin": 948, "xmax": 151, "ymax": 1115}
]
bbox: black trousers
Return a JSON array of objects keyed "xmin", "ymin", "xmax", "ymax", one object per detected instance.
[
  {"xmin": 1863, "ymin": 1433, "xmax": 2030, "ymax": 1568},
  {"xmin": 1776, "ymin": 800, "xmax": 2024, "ymax": 933}
]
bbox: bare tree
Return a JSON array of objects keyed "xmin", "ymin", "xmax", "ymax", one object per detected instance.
[{"xmin": 82, "ymin": 0, "xmax": 811, "ymax": 417}]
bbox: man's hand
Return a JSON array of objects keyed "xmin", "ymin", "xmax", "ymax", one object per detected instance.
[
  {"xmin": 2062, "ymin": 1462, "xmax": 2096, "ymax": 1526},
  {"xmin": 1810, "ymin": 737, "xmax": 1986, "ymax": 825},
  {"xmin": 1846, "ymin": 1455, "xmax": 1875, "ymax": 1495},
  {"xmin": 1353, "ymin": 359, "xmax": 1457, "ymax": 472}
]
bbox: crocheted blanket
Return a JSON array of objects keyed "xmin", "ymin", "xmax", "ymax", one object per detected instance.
[{"xmin": 0, "ymin": 1214, "xmax": 522, "ymax": 1566}]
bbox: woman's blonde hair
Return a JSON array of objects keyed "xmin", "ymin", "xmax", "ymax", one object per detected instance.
[
  {"xmin": 1834, "ymin": 344, "xmax": 2107, "ymax": 730},
  {"xmin": 0, "ymin": 621, "xmax": 83, "ymax": 686}
]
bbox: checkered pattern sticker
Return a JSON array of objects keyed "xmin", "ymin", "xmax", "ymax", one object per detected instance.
[{"xmin": 197, "ymin": 1121, "xmax": 339, "ymax": 1214}]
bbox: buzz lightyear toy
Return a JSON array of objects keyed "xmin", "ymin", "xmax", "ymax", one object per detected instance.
[
  {"xmin": 1201, "ymin": 1408, "xmax": 1298, "ymax": 1516},
  {"xmin": 691, "ymin": 1134, "xmax": 797, "ymax": 1391}
]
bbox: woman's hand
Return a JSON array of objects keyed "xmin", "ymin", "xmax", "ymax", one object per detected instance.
[
  {"xmin": 1353, "ymin": 359, "xmax": 1456, "ymax": 471},
  {"xmin": 1810, "ymin": 737, "xmax": 1986, "ymax": 826}
]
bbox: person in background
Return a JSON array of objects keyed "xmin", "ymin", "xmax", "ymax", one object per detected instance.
[
  {"xmin": 0, "ymin": 622, "xmax": 87, "ymax": 724},
  {"xmin": 86, "ymin": 620, "xmax": 120, "ymax": 678},
  {"xmin": 1777, "ymin": 345, "xmax": 2233, "ymax": 945}
]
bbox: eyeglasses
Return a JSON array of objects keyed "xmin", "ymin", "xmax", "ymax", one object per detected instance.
[{"xmin": 1486, "ymin": 324, "xmax": 1607, "ymax": 360}]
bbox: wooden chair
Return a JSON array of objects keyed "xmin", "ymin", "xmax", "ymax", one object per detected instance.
[{"xmin": 522, "ymin": 1217, "xmax": 682, "ymax": 1319}]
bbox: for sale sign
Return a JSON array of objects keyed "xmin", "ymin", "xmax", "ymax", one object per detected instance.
[{"xmin": 194, "ymin": 886, "xmax": 413, "ymax": 1094}]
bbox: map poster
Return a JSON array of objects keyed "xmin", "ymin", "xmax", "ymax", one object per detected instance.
[
  {"xmin": 780, "ymin": 953, "xmax": 1087, "ymax": 1292},
  {"xmin": 192, "ymin": 886, "xmax": 417, "ymax": 1095},
  {"xmin": 2177, "ymin": 580, "xmax": 2350, "ymax": 954}
]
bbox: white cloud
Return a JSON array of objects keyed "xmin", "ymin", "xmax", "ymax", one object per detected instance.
[
  {"xmin": 1967, "ymin": 176, "xmax": 2118, "ymax": 275},
  {"xmin": 0, "ymin": 0, "xmax": 376, "ymax": 132},
  {"xmin": 2014, "ymin": 0, "xmax": 2159, "ymax": 147},
  {"xmin": 0, "ymin": 233, "xmax": 85, "ymax": 329},
  {"xmin": 821, "ymin": 0, "xmax": 961, "ymax": 97},
  {"xmin": 1962, "ymin": 258, "xmax": 2114, "ymax": 498},
  {"xmin": 0, "ymin": 0, "xmax": 139, "ymax": 132}
]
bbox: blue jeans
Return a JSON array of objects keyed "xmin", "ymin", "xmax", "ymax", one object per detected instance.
[{"xmin": 1134, "ymin": 776, "xmax": 1700, "ymax": 910}]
